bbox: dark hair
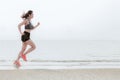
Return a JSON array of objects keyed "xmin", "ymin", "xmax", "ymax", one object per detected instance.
[{"xmin": 21, "ymin": 10, "xmax": 33, "ymax": 19}]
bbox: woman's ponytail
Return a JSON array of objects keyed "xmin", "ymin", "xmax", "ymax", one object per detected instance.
[{"xmin": 21, "ymin": 10, "xmax": 33, "ymax": 19}]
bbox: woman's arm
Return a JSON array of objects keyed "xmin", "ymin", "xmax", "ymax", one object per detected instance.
[
  {"xmin": 32, "ymin": 22, "xmax": 40, "ymax": 30},
  {"xmin": 18, "ymin": 20, "xmax": 26, "ymax": 35}
]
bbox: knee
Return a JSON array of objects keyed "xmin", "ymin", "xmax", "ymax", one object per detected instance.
[
  {"xmin": 33, "ymin": 46, "xmax": 36, "ymax": 50},
  {"xmin": 31, "ymin": 45, "xmax": 36, "ymax": 50},
  {"xmin": 23, "ymin": 48, "xmax": 26, "ymax": 51}
]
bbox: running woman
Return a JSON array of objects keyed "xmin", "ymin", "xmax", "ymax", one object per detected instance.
[{"xmin": 14, "ymin": 10, "xmax": 40, "ymax": 67}]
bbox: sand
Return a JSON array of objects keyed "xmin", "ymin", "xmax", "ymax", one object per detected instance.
[{"xmin": 0, "ymin": 69, "xmax": 119, "ymax": 80}]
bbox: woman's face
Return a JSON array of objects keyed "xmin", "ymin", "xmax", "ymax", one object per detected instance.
[{"xmin": 29, "ymin": 13, "xmax": 34, "ymax": 19}]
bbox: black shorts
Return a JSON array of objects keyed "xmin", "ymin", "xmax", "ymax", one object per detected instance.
[{"xmin": 21, "ymin": 31, "xmax": 30, "ymax": 42}]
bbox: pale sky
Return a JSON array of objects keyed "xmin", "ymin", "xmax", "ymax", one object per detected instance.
[{"xmin": 0, "ymin": 0, "xmax": 118, "ymax": 40}]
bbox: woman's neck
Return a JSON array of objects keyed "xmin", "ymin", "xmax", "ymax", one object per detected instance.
[
  {"xmin": 27, "ymin": 18, "xmax": 31, "ymax": 22},
  {"xmin": 27, "ymin": 17, "xmax": 31, "ymax": 21}
]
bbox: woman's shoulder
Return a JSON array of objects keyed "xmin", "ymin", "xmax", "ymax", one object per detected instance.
[
  {"xmin": 22, "ymin": 19, "xmax": 29, "ymax": 24},
  {"xmin": 23, "ymin": 19, "xmax": 30, "ymax": 25}
]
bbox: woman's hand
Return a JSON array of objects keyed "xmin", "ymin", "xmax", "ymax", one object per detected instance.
[
  {"xmin": 21, "ymin": 32, "xmax": 24, "ymax": 35},
  {"xmin": 32, "ymin": 22, "xmax": 40, "ymax": 30},
  {"xmin": 37, "ymin": 22, "xmax": 40, "ymax": 26}
]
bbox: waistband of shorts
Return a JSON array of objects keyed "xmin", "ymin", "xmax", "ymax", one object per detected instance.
[{"xmin": 24, "ymin": 31, "xmax": 30, "ymax": 34}]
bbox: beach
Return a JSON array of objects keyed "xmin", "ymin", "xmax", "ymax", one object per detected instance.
[{"xmin": 0, "ymin": 69, "xmax": 119, "ymax": 80}]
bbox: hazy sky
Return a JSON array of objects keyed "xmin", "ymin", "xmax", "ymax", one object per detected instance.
[{"xmin": 0, "ymin": 0, "xmax": 118, "ymax": 40}]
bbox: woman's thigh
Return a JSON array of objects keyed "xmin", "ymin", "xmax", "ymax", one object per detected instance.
[{"xmin": 25, "ymin": 40, "xmax": 36, "ymax": 48}]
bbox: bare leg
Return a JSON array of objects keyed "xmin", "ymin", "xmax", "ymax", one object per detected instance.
[
  {"xmin": 16, "ymin": 42, "xmax": 27, "ymax": 61},
  {"xmin": 24, "ymin": 40, "xmax": 36, "ymax": 55},
  {"xmin": 14, "ymin": 42, "xmax": 27, "ymax": 68}
]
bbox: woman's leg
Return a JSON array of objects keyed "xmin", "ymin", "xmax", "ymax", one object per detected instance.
[
  {"xmin": 24, "ymin": 40, "xmax": 36, "ymax": 55},
  {"xmin": 16, "ymin": 42, "xmax": 27, "ymax": 61},
  {"xmin": 14, "ymin": 42, "xmax": 27, "ymax": 67}
]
